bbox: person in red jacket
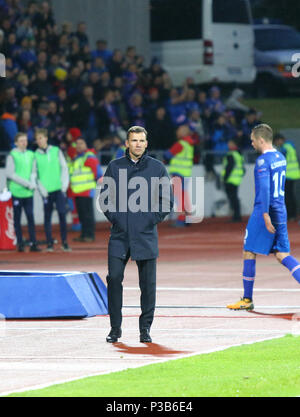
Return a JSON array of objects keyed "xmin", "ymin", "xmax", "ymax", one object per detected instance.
[
  {"xmin": 65, "ymin": 127, "xmax": 82, "ymax": 231},
  {"xmin": 71, "ymin": 137, "xmax": 103, "ymax": 242},
  {"xmin": 164, "ymin": 125, "xmax": 197, "ymax": 227}
]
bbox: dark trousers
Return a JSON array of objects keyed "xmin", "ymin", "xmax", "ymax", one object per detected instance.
[
  {"xmin": 75, "ymin": 196, "xmax": 95, "ymax": 239},
  {"xmin": 225, "ymin": 183, "xmax": 241, "ymax": 221},
  {"xmin": 285, "ymin": 179, "xmax": 297, "ymax": 220},
  {"xmin": 12, "ymin": 196, "xmax": 36, "ymax": 246},
  {"xmin": 106, "ymin": 251, "xmax": 157, "ymax": 331},
  {"xmin": 43, "ymin": 190, "xmax": 67, "ymax": 244}
]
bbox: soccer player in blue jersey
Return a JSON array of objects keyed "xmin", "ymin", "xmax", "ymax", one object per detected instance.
[{"xmin": 227, "ymin": 123, "xmax": 300, "ymax": 310}]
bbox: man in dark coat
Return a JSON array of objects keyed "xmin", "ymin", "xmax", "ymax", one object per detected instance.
[{"xmin": 99, "ymin": 126, "xmax": 173, "ymax": 343}]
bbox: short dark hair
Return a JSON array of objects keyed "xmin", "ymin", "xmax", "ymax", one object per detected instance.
[
  {"xmin": 127, "ymin": 126, "xmax": 147, "ymax": 141},
  {"xmin": 14, "ymin": 132, "xmax": 27, "ymax": 143},
  {"xmin": 252, "ymin": 123, "xmax": 273, "ymax": 143},
  {"xmin": 273, "ymin": 132, "xmax": 285, "ymax": 141}
]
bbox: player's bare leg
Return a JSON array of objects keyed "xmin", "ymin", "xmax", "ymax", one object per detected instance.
[{"xmin": 227, "ymin": 251, "xmax": 256, "ymax": 310}]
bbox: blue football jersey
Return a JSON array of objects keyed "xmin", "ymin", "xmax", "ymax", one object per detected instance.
[{"xmin": 254, "ymin": 149, "xmax": 287, "ymax": 223}]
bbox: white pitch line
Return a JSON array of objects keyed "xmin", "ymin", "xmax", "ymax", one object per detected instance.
[
  {"xmin": 0, "ymin": 356, "xmax": 159, "ymax": 360},
  {"xmin": 0, "ymin": 329, "xmax": 287, "ymax": 338},
  {"xmin": 124, "ymin": 305, "xmax": 300, "ymax": 309},
  {"xmin": 124, "ymin": 287, "xmax": 300, "ymax": 292}
]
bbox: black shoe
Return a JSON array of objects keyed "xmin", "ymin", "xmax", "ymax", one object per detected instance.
[
  {"xmin": 46, "ymin": 243, "xmax": 54, "ymax": 252},
  {"xmin": 30, "ymin": 244, "xmax": 42, "ymax": 252},
  {"xmin": 106, "ymin": 327, "xmax": 122, "ymax": 343},
  {"xmin": 17, "ymin": 244, "xmax": 25, "ymax": 252},
  {"xmin": 140, "ymin": 328, "xmax": 152, "ymax": 343},
  {"xmin": 61, "ymin": 242, "xmax": 72, "ymax": 252}
]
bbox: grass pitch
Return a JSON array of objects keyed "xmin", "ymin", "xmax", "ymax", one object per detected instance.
[
  {"xmin": 244, "ymin": 98, "xmax": 300, "ymax": 131},
  {"xmin": 7, "ymin": 334, "xmax": 300, "ymax": 397}
]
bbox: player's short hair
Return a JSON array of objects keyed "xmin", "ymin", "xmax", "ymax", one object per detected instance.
[
  {"xmin": 35, "ymin": 128, "xmax": 48, "ymax": 138},
  {"xmin": 252, "ymin": 123, "xmax": 273, "ymax": 143},
  {"xmin": 14, "ymin": 132, "xmax": 27, "ymax": 143},
  {"xmin": 127, "ymin": 126, "xmax": 148, "ymax": 141}
]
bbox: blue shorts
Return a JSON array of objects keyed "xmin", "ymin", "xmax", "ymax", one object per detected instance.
[{"xmin": 244, "ymin": 211, "xmax": 290, "ymax": 255}]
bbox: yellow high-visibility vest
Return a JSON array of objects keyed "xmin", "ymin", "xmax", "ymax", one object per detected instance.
[
  {"xmin": 282, "ymin": 143, "xmax": 300, "ymax": 180},
  {"xmin": 168, "ymin": 140, "xmax": 194, "ymax": 177},
  {"xmin": 70, "ymin": 152, "xmax": 97, "ymax": 194},
  {"xmin": 221, "ymin": 151, "xmax": 244, "ymax": 186}
]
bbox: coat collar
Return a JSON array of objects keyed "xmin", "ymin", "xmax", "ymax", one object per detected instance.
[{"xmin": 125, "ymin": 148, "xmax": 148, "ymax": 165}]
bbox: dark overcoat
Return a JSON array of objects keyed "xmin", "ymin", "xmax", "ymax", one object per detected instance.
[{"xmin": 99, "ymin": 150, "xmax": 174, "ymax": 260}]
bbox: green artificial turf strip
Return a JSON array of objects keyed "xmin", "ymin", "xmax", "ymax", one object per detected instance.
[
  {"xmin": 243, "ymin": 98, "xmax": 300, "ymax": 131},
  {"xmin": 8, "ymin": 335, "xmax": 300, "ymax": 397}
]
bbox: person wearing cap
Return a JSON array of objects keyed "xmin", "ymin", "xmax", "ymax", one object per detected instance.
[{"xmin": 273, "ymin": 133, "xmax": 300, "ymax": 221}]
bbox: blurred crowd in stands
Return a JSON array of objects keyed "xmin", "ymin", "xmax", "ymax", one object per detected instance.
[{"xmin": 0, "ymin": 0, "xmax": 263, "ymax": 167}]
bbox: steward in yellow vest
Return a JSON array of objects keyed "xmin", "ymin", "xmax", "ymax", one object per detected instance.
[
  {"xmin": 221, "ymin": 139, "xmax": 245, "ymax": 222},
  {"xmin": 163, "ymin": 124, "xmax": 195, "ymax": 227},
  {"xmin": 70, "ymin": 138, "xmax": 103, "ymax": 242},
  {"xmin": 273, "ymin": 133, "xmax": 300, "ymax": 220}
]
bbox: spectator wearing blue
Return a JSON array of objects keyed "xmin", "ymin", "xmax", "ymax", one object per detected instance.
[
  {"xmin": 205, "ymin": 85, "xmax": 225, "ymax": 117},
  {"xmin": 32, "ymin": 102, "xmax": 51, "ymax": 131},
  {"xmin": 17, "ymin": 38, "xmax": 37, "ymax": 69},
  {"xmin": 210, "ymin": 113, "xmax": 234, "ymax": 152},
  {"xmin": 65, "ymin": 67, "xmax": 84, "ymax": 100},
  {"xmin": 91, "ymin": 40, "xmax": 113, "ymax": 64},
  {"xmin": 97, "ymin": 89, "xmax": 122, "ymax": 137},
  {"xmin": 166, "ymin": 88, "xmax": 187, "ymax": 127},
  {"xmin": 185, "ymin": 88, "xmax": 200, "ymax": 115},
  {"xmin": 91, "ymin": 56, "xmax": 107, "ymax": 75},
  {"xmin": 188, "ymin": 109, "xmax": 204, "ymax": 141}
]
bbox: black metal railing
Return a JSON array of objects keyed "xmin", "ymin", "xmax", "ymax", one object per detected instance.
[{"xmin": 0, "ymin": 149, "xmax": 257, "ymax": 168}]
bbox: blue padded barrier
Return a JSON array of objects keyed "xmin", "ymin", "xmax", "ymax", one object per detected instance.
[{"xmin": 0, "ymin": 270, "xmax": 108, "ymax": 319}]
